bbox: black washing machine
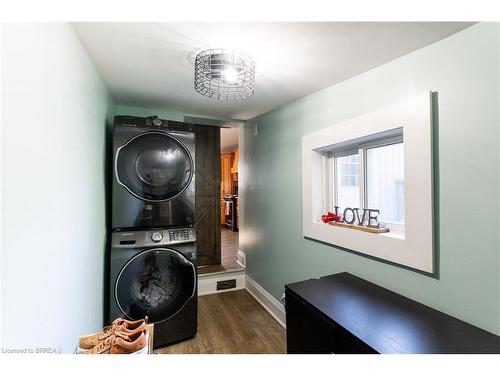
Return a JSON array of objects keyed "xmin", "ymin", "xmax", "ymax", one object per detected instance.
[
  {"xmin": 112, "ymin": 115, "xmax": 195, "ymax": 229},
  {"xmin": 109, "ymin": 227, "xmax": 197, "ymax": 348}
]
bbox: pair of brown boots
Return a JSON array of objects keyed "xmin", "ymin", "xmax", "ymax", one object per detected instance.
[{"xmin": 79, "ymin": 317, "xmax": 149, "ymax": 354}]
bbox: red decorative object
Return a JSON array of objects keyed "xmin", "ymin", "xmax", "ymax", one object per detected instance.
[{"xmin": 321, "ymin": 212, "xmax": 342, "ymax": 223}]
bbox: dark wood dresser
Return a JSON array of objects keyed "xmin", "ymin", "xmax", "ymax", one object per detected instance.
[{"xmin": 285, "ymin": 272, "xmax": 500, "ymax": 354}]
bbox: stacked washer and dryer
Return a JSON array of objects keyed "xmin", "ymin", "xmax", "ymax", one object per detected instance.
[{"xmin": 109, "ymin": 115, "xmax": 197, "ymax": 349}]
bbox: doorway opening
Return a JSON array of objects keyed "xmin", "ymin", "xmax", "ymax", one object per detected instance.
[
  {"xmin": 198, "ymin": 125, "xmax": 244, "ymax": 275},
  {"xmin": 220, "ymin": 126, "xmax": 242, "ymax": 269}
]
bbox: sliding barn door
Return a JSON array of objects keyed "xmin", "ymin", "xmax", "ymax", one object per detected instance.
[{"xmin": 195, "ymin": 125, "xmax": 221, "ymax": 266}]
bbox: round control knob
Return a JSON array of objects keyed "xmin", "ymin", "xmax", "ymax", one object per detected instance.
[
  {"xmin": 151, "ymin": 232, "xmax": 163, "ymax": 242},
  {"xmin": 152, "ymin": 118, "xmax": 163, "ymax": 127}
]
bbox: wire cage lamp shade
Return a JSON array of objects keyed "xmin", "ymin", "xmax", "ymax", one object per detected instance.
[{"xmin": 194, "ymin": 49, "xmax": 255, "ymax": 100}]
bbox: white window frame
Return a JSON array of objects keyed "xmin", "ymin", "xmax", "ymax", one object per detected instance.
[
  {"xmin": 327, "ymin": 135, "xmax": 405, "ymax": 234},
  {"xmin": 302, "ymin": 92, "xmax": 435, "ymax": 273},
  {"xmin": 330, "ymin": 148, "xmax": 362, "ymax": 209}
]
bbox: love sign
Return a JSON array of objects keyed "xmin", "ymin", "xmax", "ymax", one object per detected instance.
[{"xmin": 321, "ymin": 206, "xmax": 381, "ymax": 228}]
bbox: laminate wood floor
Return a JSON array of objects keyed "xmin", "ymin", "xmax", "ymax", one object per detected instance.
[{"xmin": 155, "ymin": 290, "xmax": 286, "ymax": 354}]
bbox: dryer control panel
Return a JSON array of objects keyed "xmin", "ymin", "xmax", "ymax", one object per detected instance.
[
  {"xmin": 114, "ymin": 115, "xmax": 194, "ymax": 133},
  {"xmin": 112, "ymin": 227, "xmax": 196, "ymax": 248}
]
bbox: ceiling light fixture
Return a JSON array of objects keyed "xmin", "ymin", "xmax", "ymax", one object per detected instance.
[{"xmin": 194, "ymin": 49, "xmax": 255, "ymax": 100}]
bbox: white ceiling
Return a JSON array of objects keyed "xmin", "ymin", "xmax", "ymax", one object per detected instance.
[{"xmin": 73, "ymin": 22, "xmax": 472, "ymax": 120}]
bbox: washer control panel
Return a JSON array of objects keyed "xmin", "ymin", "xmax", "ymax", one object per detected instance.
[
  {"xmin": 112, "ymin": 227, "xmax": 196, "ymax": 247},
  {"xmin": 144, "ymin": 227, "xmax": 195, "ymax": 245}
]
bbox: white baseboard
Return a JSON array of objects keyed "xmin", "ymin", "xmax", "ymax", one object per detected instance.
[
  {"xmin": 245, "ymin": 275, "xmax": 286, "ymax": 329},
  {"xmin": 198, "ymin": 270, "xmax": 246, "ymax": 296}
]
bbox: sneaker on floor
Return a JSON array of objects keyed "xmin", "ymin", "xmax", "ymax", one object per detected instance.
[
  {"xmin": 79, "ymin": 316, "xmax": 148, "ymax": 350},
  {"xmin": 83, "ymin": 330, "xmax": 148, "ymax": 354}
]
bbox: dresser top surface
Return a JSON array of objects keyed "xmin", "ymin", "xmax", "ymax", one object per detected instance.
[{"xmin": 285, "ymin": 272, "xmax": 500, "ymax": 354}]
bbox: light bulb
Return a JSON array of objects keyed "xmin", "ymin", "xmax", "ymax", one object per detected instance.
[{"xmin": 222, "ymin": 67, "xmax": 239, "ymax": 83}]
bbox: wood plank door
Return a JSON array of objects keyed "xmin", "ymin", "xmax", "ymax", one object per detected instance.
[{"xmin": 195, "ymin": 125, "xmax": 221, "ymax": 266}]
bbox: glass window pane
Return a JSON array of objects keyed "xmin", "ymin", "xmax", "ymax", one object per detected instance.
[
  {"xmin": 335, "ymin": 153, "xmax": 360, "ymax": 212},
  {"xmin": 366, "ymin": 143, "xmax": 404, "ymax": 224}
]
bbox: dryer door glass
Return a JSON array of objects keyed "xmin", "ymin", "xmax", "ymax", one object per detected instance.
[
  {"xmin": 115, "ymin": 248, "xmax": 196, "ymax": 323},
  {"xmin": 116, "ymin": 132, "xmax": 193, "ymax": 202}
]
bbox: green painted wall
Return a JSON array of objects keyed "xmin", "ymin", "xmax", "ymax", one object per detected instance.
[
  {"xmin": 1, "ymin": 23, "xmax": 115, "ymax": 352},
  {"xmin": 242, "ymin": 23, "xmax": 500, "ymax": 334}
]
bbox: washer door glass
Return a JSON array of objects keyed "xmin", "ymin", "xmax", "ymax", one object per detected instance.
[
  {"xmin": 116, "ymin": 132, "xmax": 193, "ymax": 202},
  {"xmin": 115, "ymin": 248, "xmax": 196, "ymax": 323}
]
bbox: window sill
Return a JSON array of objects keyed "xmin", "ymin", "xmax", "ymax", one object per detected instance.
[
  {"xmin": 379, "ymin": 231, "xmax": 405, "ymax": 240},
  {"xmin": 314, "ymin": 221, "xmax": 405, "ymax": 240}
]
